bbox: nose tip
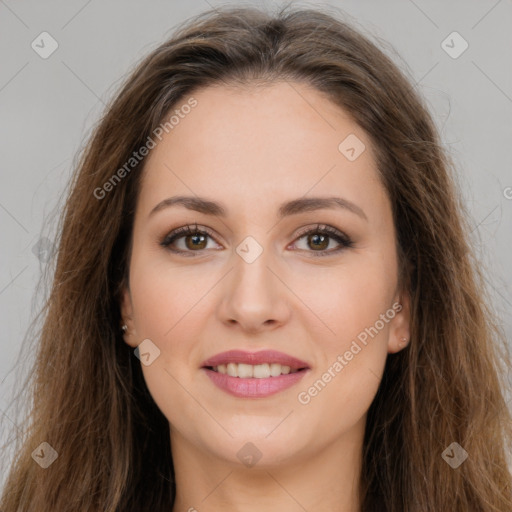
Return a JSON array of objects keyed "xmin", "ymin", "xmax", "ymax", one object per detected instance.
[{"xmin": 219, "ymin": 254, "xmax": 290, "ymax": 334}]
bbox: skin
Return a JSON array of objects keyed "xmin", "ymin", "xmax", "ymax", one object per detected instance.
[{"xmin": 121, "ymin": 80, "xmax": 411, "ymax": 512}]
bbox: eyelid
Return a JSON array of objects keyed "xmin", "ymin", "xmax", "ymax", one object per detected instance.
[
  {"xmin": 160, "ymin": 223, "xmax": 221, "ymax": 253},
  {"xmin": 160, "ymin": 222, "xmax": 353, "ymax": 256},
  {"xmin": 289, "ymin": 223, "xmax": 354, "ymax": 256},
  {"xmin": 293, "ymin": 223, "xmax": 345, "ymax": 240}
]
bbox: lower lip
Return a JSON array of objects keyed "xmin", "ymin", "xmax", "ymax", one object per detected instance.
[{"xmin": 203, "ymin": 368, "xmax": 309, "ymax": 398}]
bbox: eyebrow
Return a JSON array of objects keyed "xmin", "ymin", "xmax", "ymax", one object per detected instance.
[{"xmin": 148, "ymin": 195, "xmax": 368, "ymax": 221}]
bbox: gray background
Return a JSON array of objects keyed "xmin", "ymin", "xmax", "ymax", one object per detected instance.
[{"xmin": 1, "ymin": 0, "xmax": 511, "ymax": 491}]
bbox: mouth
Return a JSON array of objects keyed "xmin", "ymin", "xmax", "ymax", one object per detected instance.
[
  {"xmin": 201, "ymin": 350, "xmax": 311, "ymax": 398},
  {"xmin": 204, "ymin": 362, "xmax": 306, "ymax": 378}
]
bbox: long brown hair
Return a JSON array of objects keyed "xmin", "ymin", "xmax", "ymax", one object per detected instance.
[{"xmin": 1, "ymin": 4, "xmax": 511, "ymax": 511}]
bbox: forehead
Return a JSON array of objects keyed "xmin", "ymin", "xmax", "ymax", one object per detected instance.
[{"xmin": 137, "ymin": 81, "xmax": 387, "ymax": 223}]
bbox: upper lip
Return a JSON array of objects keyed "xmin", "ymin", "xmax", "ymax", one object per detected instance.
[{"xmin": 201, "ymin": 350, "xmax": 310, "ymax": 370}]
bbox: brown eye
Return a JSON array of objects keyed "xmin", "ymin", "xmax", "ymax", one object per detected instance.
[
  {"xmin": 161, "ymin": 224, "xmax": 219, "ymax": 256},
  {"xmin": 306, "ymin": 233, "xmax": 329, "ymax": 251},
  {"xmin": 292, "ymin": 224, "xmax": 354, "ymax": 257},
  {"xmin": 161, "ymin": 223, "xmax": 353, "ymax": 258},
  {"xmin": 183, "ymin": 232, "xmax": 208, "ymax": 250}
]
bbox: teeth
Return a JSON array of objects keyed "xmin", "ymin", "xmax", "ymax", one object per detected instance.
[
  {"xmin": 212, "ymin": 362, "xmax": 298, "ymax": 378},
  {"xmin": 226, "ymin": 363, "xmax": 238, "ymax": 377},
  {"xmin": 253, "ymin": 363, "xmax": 270, "ymax": 378},
  {"xmin": 237, "ymin": 363, "xmax": 253, "ymax": 378},
  {"xmin": 270, "ymin": 363, "xmax": 282, "ymax": 377}
]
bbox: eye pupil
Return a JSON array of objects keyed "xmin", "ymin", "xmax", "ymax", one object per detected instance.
[
  {"xmin": 186, "ymin": 233, "xmax": 207, "ymax": 250},
  {"xmin": 309, "ymin": 233, "xmax": 328, "ymax": 250}
]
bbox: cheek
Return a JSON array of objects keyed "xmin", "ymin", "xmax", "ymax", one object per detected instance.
[
  {"xmin": 289, "ymin": 254, "xmax": 396, "ymax": 341},
  {"xmin": 129, "ymin": 255, "xmax": 217, "ymax": 377},
  {"xmin": 296, "ymin": 297, "xmax": 391, "ymax": 433},
  {"xmin": 293, "ymin": 254, "xmax": 395, "ymax": 419},
  {"xmin": 129, "ymin": 253, "xmax": 210, "ymax": 340},
  {"xmin": 296, "ymin": 350, "xmax": 384, "ymax": 441},
  {"xmin": 129, "ymin": 261, "xmax": 209, "ymax": 435}
]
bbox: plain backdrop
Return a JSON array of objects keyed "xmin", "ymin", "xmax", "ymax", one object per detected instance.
[{"xmin": 1, "ymin": 0, "xmax": 511, "ymax": 493}]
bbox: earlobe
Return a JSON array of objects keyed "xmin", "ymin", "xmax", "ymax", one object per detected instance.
[
  {"xmin": 388, "ymin": 292, "xmax": 411, "ymax": 354},
  {"xmin": 120, "ymin": 286, "xmax": 138, "ymax": 348}
]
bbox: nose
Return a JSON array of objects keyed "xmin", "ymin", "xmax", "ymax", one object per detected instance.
[{"xmin": 216, "ymin": 244, "xmax": 291, "ymax": 335}]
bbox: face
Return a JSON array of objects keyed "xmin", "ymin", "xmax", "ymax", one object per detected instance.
[{"xmin": 121, "ymin": 81, "xmax": 410, "ymax": 468}]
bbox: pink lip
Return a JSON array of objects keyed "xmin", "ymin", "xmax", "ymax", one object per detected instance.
[
  {"xmin": 201, "ymin": 350, "xmax": 310, "ymax": 370},
  {"xmin": 203, "ymin": 368, "xmax": 310, "ymax": 398},
  {"xmin": 201, "ymin": 350, "xmax": 311, "ymax": 399}
]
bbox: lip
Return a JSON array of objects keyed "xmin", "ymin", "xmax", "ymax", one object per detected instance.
[
  {"xmin": 201, "ymin": 349, "xmax": 311, "ymax": 399},
  {"xmin": 202, "ymin": 368, "xmax": 310, "ymax": 398},
  {"xmin": 201, "ymin": 350, "xmax": 310, "ymax": 370}
]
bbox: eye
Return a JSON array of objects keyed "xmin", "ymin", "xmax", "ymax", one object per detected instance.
[
  {"xmin": 290, "ymin": 223, "xmax": 354, "ymax": 257},
  {"xmin": 160, "ymin": 223, "xmax": 354, "ymax": 257},
  {"xmin": 160, "ymin": 223, "xmax": 221, "ymax": 257}
]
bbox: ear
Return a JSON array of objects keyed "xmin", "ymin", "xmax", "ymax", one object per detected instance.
[
  {"xmin": 120, "ymin": 284, "xmax": 138, "ymax": 348},
  {"xmin": 387, "ymin": 290, "xmax": 411, "ymax": 354}
]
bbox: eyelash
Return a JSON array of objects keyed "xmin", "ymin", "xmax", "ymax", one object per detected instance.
[{"xmin": 160, "ymin": 223, "xmax": 354, "ymax": 258}]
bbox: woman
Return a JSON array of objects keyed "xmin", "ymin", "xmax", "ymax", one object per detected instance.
[{"xmin": 1, "ymin": 4, "xmax": 511, "ymax": 511}]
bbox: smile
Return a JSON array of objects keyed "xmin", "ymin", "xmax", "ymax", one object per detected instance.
[
  {"xmin": 201, "ymin": 350, "xmax": 311, "ymax": 398},
  {"xmin": 209, "ymin": 362, "xmax": 302, "ymax": 378}
]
